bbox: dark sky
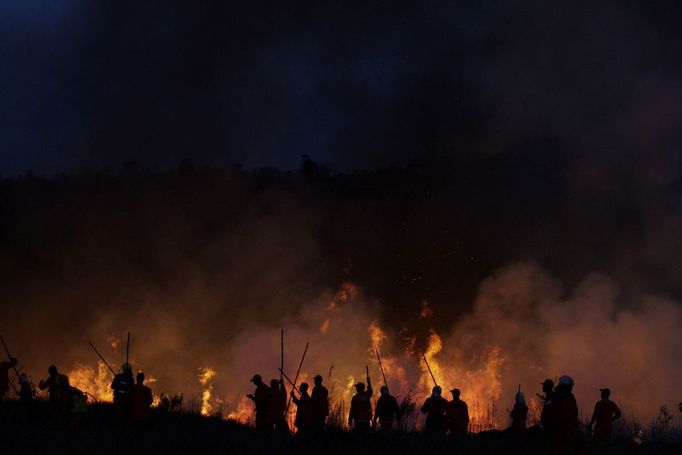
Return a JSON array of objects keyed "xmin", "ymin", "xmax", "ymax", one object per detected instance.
[{"xmin": 1, "ymin": 1, "xmax": 682, "ymax": 175}]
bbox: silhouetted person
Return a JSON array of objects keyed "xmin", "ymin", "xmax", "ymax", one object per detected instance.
[
  {"xmin": 291, "ymin": 382, "xmax": 312, "ymax": 432},
  {"xmin": 552, "ymin": 375, "xmax": 585, "ymax": 454},
  {"xmin": 510, "ymin": 391, "xmax": 528, "ymax": 434},
  {"xmin": 111, "ymin": 363, "xmax": 134, "ymax": 406},
  {"xmin": 266, "ymin": 378, "xmax": 288, "ymax": 431},
  {"xmin": 445, "ymin": 388, "xmax": 468, "ymax": 437},
  {"xmin": 349, "ymin": 378, "xmax": 373, "ymax": 431},
  {"xmin": 38, "ymin": 365, "xmax": 71, "ymax": 422},
  {"xmin": 588, "ymin": 388, "xmax": 621, "ymax": 445},
  {"xmin": 540, "ymin": 379, "xmax": 555, "ymax": 435},
  {"xmin": 422, "ymin": 386, "xmax": 448, "ymax": 434},
  {"xmin": 0, "ymin": 356, "xmax": 17, "ymax": 400},
  {"xmin": 126, "ymin": 372, "xmax": 154, "ymax": 424},
  {"xmin": 311, "ymin": 374, "xmax": 329, "ymax": 430},
  {"xmin": 247, "ymin": 374, "xmax": 270, "ymax": 431},
  {"xmin": 373, "ymin": 386, "xmax": 399, "ymax": 431},
  {"xmin": 18, "ymin": 373, "xmax": 34, "ymax": 402}
]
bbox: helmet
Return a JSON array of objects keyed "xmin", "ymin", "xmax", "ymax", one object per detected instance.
[
  {"xmin": 121, "ymin": 363, "xmax": 132, "ymax": 372},
  {"xmin": 558, "ymin": 375, "xmax": 574, "ymax": 387},
  {"xmin": 432, "ymin": 386, "xmax": 442, "ymax": 397},
  {"xmin": 48, "ymin": 365, "xmax": 58, "ymax": 375},
  {"xmin": 380, "ymin": 385, "xmax": 389, "ymax": 395}
]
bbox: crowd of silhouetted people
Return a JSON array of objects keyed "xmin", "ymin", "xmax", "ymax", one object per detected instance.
[{"xmin": 1, "ymin": 353, "xmax": 675, "ymax": 453}]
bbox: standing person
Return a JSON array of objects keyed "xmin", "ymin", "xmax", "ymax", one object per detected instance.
[
  {"xmin": 444, "ymin": 388, "xmax": 468, "ymax": 437},
  {"xmin": 18, "ymin": 373, "xmax": 34, "ymax": 403},
  {"xmin": 0, "ymin": 356, "xmax": 17, "ymax": 400},
  {"xmin": 290, "ymin": 382, "xmax": 312, "ymax": 432},
  {"xmin": 266, "ymin": 378, "xmax": 288, "ymax": 432},
  {"xmin": 247, "ymin": 374, "xmax": 270, "ymax": 431},
  {"xmin": 38, "ymin": 365, "xmax": 71, "ymax": 422},
  {"xmin": 373, "ymin": 386, "xmax": 400, "ymax": 431},
  {"xmin": 552, "ymin": 375, "xmax": 585, "ymax": 454},
  {"xmin": 349, "ymin": 376, "xmax": 373, "ymax": 431},
  {"xmin": 310, "ymin": 374, "xmax": 329, "ymax": 430},
  {"xmin": 126, "ymin": 372, "xmax": 154, "ymax": 425},
  {"xmin": 539, "ymin": 379, "xmax": 555, "ymax": 433},
  {"xmin": 510, "ymin": 391, "xmax": 528, "ymax": 434},
  {"xmin": 421, "ymin": 386, "xmax": 448, "ymax": 434},
  {"xmin": 588, "ymin": 388, "xmax": 622, "ymax": 446},
  {"xmin": 111, "ymin": 364, "xmax": 134, "ymax": 405}
]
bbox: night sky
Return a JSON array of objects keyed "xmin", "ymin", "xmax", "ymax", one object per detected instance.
[{"xmin": 3, "ymin": 1, "xmax": 682, "ymax": 175}]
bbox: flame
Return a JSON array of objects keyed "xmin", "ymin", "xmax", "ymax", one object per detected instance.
[
  {"xmin": 419, "ymin": 299, "xmax": 433, "ymax": 318},
  {"xmin": 226, "ymin": 396, "xmax": 253, "ymax": 424},
  {"xmin": 198, "ymin": 366, "xmax": 219, "ymax": 416},
  {"xmin": 68, "ymin": 362, "xmax": 114, "ymax": 402},
  {"xmin": 369, "ymin": 320, "xmax": 387, "ymax": 349},
  {"xmin": 320, "ymin": 318, "xmax": 331, "ymax": 334}
]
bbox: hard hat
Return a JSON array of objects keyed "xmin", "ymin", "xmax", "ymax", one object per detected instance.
[
  {"xmin": 121, "ymin": 363, "xmax": 132, "ymax": 372},
  {"xmin": 558, "ymin": 375, "xmax": 574, "ymax": 386}
]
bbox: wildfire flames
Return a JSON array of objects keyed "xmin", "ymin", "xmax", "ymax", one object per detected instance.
[{"xmin": 39, "ymin": 270, "xmax": 680, "ymax": 434}]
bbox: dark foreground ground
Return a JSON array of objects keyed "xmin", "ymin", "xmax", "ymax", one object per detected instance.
[{"xmin": 1, "ymin": 401, "xmax": 680, "ymax": 454}]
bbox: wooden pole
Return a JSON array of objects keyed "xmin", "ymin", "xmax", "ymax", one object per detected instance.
[
  {"xmin": 88, "ymin": 341, "xmax": 116, "ymax": 376},
  {"xmin": 422, "ymin": 353, "xmax": 438, "ymax": 387},
  {"xmin": 375, "ymin": 347, "xmax": 388, "ymax": 393},
  {"xmin": 126, "ymin": 331, "xmax": 131, "ymax": 366},
  {"xmin": 278, "ymin": 368, "xmax": 301, "ymax": 395},
  {"xmin": 280, "ymin": 329, "xmax": 284, "ymax": 384},
  {"xmin": 285, "ymin": 341, "xmax": 309, "ymax": 417}
]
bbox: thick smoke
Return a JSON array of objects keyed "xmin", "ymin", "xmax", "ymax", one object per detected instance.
[{"xmin": 1, "ymin": 164, "xmax": 681, "ymax": 427}]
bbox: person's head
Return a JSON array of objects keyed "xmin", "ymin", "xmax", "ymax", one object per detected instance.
[
  {"xmin": 380, "ymin": 385, "xmax": 389, "ymax": 396},
  {"xmin": 558, "ymin": 375, "xmax": 574, "ymax": 391},
  {"xmin": 48, "ymin": 365, "xmax": 58, "ymax": 377},
  {"xmin": 19, "ymin": 372, "xmax": 29, "ymax": 383},
  {"xmin": 432, "ymin": 386, "xmax": 442, "ymax": 397},
  {"xmin": 121, "ymin": 363, "xmax": 132, "ymax": 374},
  {"xmin": 450, "ymin": 388, "xmax": 460, "ymax": 399},
  {"xmin": 600, "ymin": 388, "xmax": 611, "ymax": 399},
  {"xmin": 300, "ymin": 383, "xmax": 309, "ymax": 393},
  {"xmin": 250, "ymin": 374, "xmax": 263, "ymax": 386},
  {"xmin": 314, "ymin": 375, "xmax": 323, "ymax": 386},
  {"xmin": 515, "ymin": 391, "xmax": 525, "ymax": 404},
  {"xmin": 270, "ymin": 379, "xmax": 280, "ymax": 389},
  {"xmin": 137, "ymin": 372, "xmax": 145, "ymax": 385},
  {"xmin": 355, "ymin": 382, "xmax": 365, "ymax": 393},
  {"xmin": 541, "ymin": 379, "xmax": 554, "ymax": 393}
]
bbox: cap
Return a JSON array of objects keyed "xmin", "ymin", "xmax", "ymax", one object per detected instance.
[
  {"xmin": 600, "ymin": 388, "xmax": 611, "ymax": 396},
  {"xmin": 250, "ymin": 374, "xmax": 262, "ymax": 383},
  {"xmin": 541, "ymin": 379, "xmax": 554, "ymax": 387}
]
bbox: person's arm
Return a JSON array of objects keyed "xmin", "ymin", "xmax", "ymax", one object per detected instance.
[
  {"xmin": 421, "ymin": 399, "xmax": 429, "ymax": 414},
  {"xmin": 613, "ymin": 403, "xmax": 622, "ymax": 421},
  {"xmin": 588, "ymin": 403, "xmax": 598, "ymax": 427},
  {"xmin": 38, "ymin": 378, "xmax": 48, "ymax": 390},
  {"xmin": 145, "ymin": 388, "xmax": 153, "ymax": 407},
  {"xmin": 247, "ymin": 393, "xmax": 256, "ymax": 402}
]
